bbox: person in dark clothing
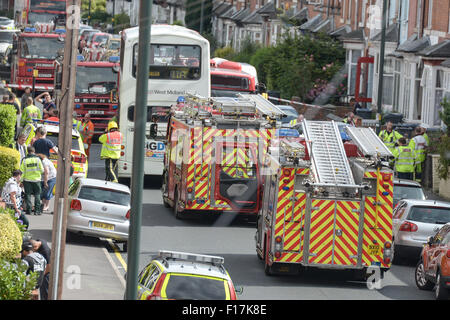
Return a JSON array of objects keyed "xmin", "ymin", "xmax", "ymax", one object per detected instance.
[
  {"xmin": 32, "ymin": 126, "xmax": 58, "ymax": 158},
  {"xmin": 35, "ymin": 92, "xmax": 57, "ymax": 119},
  {"xmin": 21, "ymin": 241, "xmax": 47, "ymax": 300},
  {"xmin": 5, "ymin": 92, "xmax": 20, "ymax": 115},
  {"xmin": 30, "ymin": 239, "xmax": 51, "ymax": 300}
]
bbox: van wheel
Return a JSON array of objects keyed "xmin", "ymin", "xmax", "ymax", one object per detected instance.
[
  {"xmin": 173, "ymin": 189, "xmax": 184, "ymax": 220},
  {"xmin": 415, "ymin": 260, "xmax": 434, "ymax": 291},
  {"xmin": 435, "ymin": 272, "xmax": 449, "ymax": 300}
]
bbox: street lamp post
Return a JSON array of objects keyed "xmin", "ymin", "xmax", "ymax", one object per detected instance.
[
  {"xmin": 125, "ymin": 0, "xmax": 152, "ymax": 300},
  {"xmin": 376, "ymin": 0, "xmax": 388, "ymax": 134}
]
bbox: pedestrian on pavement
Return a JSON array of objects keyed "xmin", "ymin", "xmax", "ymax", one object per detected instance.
[
  {"xmin": 37, "ymin": 153, "xmax": 56, "ymax": 212},
  {"xmin": 392, "ymin": 137, "xmax": 415, "ymax": 181},
  {"xmin": 1, "ymin": 169, "xmax": 29, "ymax": 229},
  {"xmin": 20, "ymin": 146, "xmax": 44, "ymax": 216},
  {"xmin": 81, "ymin": 113, "xmax": 94, "ymax": 157},
  {"xmin": 343, "ymin": 112, "xmax": 356, "ymax": 126},
  {"xmin": 72, "ymin": 111, "xmax": 83, "ymax": 133},
  {"xmin": 20, "ymin": 87, "xmax": 32, "ymax": 112},
  {"xmin": 20, "ymin": 97, "xmax": 42, "ymax": 128},
  {"xmin": 9, "ymin": 133, "xmax": 28, "ymax": 164},
  {"xmin": 21, "ymin": 241, "xmax": 46, "ymax": 300},
  {"xmin": 379, "ymin": 121, "xmax": 403, "ymax": 153},
  {"xmin": 99, "ymin": 121, "xmax": 123, "ymax": 183},
  {"xmin": 30, "ymin": 239, "xmax": 51, "ymax": 300},
  {"xmin": 32, "ymin": 126, "xmax": 58, "ymax": 158},
  {"xmin": 408, "ymin": 126, "xmax": 428, "ymax": 183},
  {"xmin": 35, "ymin": 92, "xmax": 57, "ymax": 119}
]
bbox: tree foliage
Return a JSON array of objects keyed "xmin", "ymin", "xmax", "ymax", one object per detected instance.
[
  {"xmin": 185, "ymin": 0, "xmax": 213, "ymax": 33},
  {"xmin": 0, "ymin": 259, "xmax": 38, "ymax": 300},
  {"xmin": 438, "ymin": 98, "xmax": 450, "ymax": 180}
]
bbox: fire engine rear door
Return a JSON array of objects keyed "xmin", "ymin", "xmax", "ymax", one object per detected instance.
[
  {"xmin": 307, "ymin": 199, "xmax": 361, "ymax": 266},
  {"xmin": 214, "ymin": 142, "xmax": 259, "ymax": 211}
]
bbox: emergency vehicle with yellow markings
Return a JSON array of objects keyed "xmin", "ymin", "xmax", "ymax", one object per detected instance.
[
  {"xmin": 161, "ymin": 94, "xmax": 285, "ymax": 219},
  {"xmin": 256, "ymin": 120, "xmax": 395, "ymax": 278}
]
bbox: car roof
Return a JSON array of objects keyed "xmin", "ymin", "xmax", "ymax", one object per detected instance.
[
  {"xmin": 42, "ymin": 124, "xmax": 79, "ymax": 137},
  {"xmin": 401, "ymin": 199, "xmax": 450, "ymax": 208},
  {"xmin": 154, "ymin": 258, "xmax": 230, "ymax": 281},
  {"xmin": 394, "ymin": 178, "xmax": 422, "ymax": 187},
  {"xmin": 76, "ymin": 177, "xmax": 131, "ymax": 193}
]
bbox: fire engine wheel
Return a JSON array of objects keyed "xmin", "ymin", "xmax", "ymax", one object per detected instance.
[
  {"xmin": 173, "ymin": 189, "xmax": 185, "ymax": 220},
  {"xmin": 161, "ymin": 173, "xmax": 170, "ymax": 208}
]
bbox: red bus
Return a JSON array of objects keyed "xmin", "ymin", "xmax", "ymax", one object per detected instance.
[
  {"xmin": 210, "ymin": 58, "xmax": 257, "ymax": 97},
  {"xmin": 15, "ymin": 0, "xmax": 67, "ymax": 27}
]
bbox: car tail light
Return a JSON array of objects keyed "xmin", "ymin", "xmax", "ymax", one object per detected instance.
[
  {"xmin": 125, "ymin": 209, "xmax": 130, "ymax": 220},
  {"xmin": 70, "ymin": 199, "xmax": 82, "ymax": 211},
  {"xmin": 399, "ymin": 221, "xmax": 418, "ymax": 232},
  {"xmin": 447, "ymin": 249, "xmax": 450, "ymax": 259}
]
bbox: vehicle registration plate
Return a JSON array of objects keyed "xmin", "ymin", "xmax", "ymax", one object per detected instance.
[
  {"xmin": 368, "ymin": 244, "xmax": 381, "ymax": 256},
  {"xmin": 91, "ymin": 221, "xmax": 114, "ymax": 230},
  {"xmin": 38, "ymin": 74, "xmax": 53, "ymax": 78},
  {"xmin": 88, "ymin": 110, "xmax": 105, "ymax": 115}
]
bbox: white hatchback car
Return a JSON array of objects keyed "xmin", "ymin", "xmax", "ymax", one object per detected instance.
[{"xmin": 67, "ymin": 178, "xmax": 130, "ymax": 250}]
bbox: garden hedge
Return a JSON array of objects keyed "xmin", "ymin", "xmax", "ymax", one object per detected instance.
[
  {"xmin": 0, "ymin": 104, "xmax": 17, "ymax": 147},
  {"xmin": 0, "ymin": 146, "xmax": 20, "ymax": 190},
  {"xmin": 0, "ymin": 210, "xmax": 22, "ymax": 260}
]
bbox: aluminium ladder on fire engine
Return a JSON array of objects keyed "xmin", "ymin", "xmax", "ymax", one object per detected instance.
[
  {"xmin": 345, "ymin": 126, "xmax": 393, "ymax": 158},
  {"xmin": 302, "ymin": 120, "xmax": 355, "ymax": 186}
]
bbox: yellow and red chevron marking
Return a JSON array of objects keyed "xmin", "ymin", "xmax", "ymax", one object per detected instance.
[
  {"xmin": 333, "ymin": 201, "xmax": 360, "ymax": 266},
  {"xmin": 281, "ymin": 192, "xmax": 306, "ymax": 253},
  {"xmin": 274, "ymin": 169, "xmax": 295, "ymax": 238},
  {"xmin": 364, "ymin": 171, "xmax": 378, "ymax": 179},
  {"xmin": 276, "ymin": 252, "xmax": 303, "ymax": 263},
  {"xmin": 308, "ymin": 199, "xmax": 335, "ymax": 265},
  {"xmin": 296, "ymin": 168, "xmax": 310, "ymax": 175}
]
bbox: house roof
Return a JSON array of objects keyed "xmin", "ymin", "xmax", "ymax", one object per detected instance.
[
  {"xmin": 418, "ymin": 39, "xmax": 450, "ymax": 58},
  {"xmin": 312, "ymin": 18, "xmax": 333, "ymax": 33},
  {"xmin": 441, "ymin": 58, "xmax": 450, "ymax": 68},
  {"xmin": 230, "ymin": 8, "xmax": 251, "ymax": 22},
  {"xmin": 371, "ymin": 23, "xmax": 399, "ymax": 42},
  {"xmin": 299, "ymin": 14, "xmax": 322, "ymax": 31},
  {"xmin": 220, "ymin": 6, "xmax": 236, "ymax": 19},
  {"xmin": 329, "ymin": 24, "xmax": 351, "ymax": 37},
  {"xmin": 396, "ymin": 34, "xmax": 430, "ymax": 53},
  {"xmin": 213, "ymin": 2, "xmax": 233, "ymax": 16},
  {"xmin": 339, "ymin": 27, "xmax": 364, "ymax": 42},
  {"xmin": 291, "ymin": 7, "xmax": 308, "ymax": 22},
  {"xmin": 242, "ymin": 10, "xmax": 263, "ymax": 25},
  {"xmin": 256, "ymin": 1, "xmax": 277, "ymax": 19}
]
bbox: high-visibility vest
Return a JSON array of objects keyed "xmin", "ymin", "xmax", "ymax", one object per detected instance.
[
  {"xmin": 423, "ymin": 132, "xmax": 430, "ymax": 146},
  {"xmin": 343, "ymin": 118, "xmax": 355, "ymax": 126},
  {"xmin": 290, "ymin": 119, "xmax": 298, "ymax": 127},
  {"xmin": 393, "ymin": 145, "xmax": 415, "ymax": 173},
  {"xmin": 379, "ymin": 129, "xmax": 403, "ymax": 152},
  {"xmin": 20, "ymin": 155, "xmax": 44, "ymax": 182},
  {"xmin": 73, "ymin": 119, "xmax": 83, "ymax": 132},
  {"xmin": 81, "ymin": 121, "xmax": 94, "ymax": 143},
  {"xmin": 409, "ymin": 135, "xmax": 427, "ymax": 163},
  {"xmin": 99, "ymin": 130, "xmax": 123, "ymax": 159},
  {"xmin": 21, "ymin": 105, "xmax": 41, "ymax": 127}
]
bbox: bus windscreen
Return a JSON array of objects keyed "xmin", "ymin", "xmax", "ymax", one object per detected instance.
[{"xmin": 30, "ymin": 0, "xmax": 66, "ymax": 12}]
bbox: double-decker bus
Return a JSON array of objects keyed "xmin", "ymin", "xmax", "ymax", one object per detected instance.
[
  {"xmin": 74, "ymin": 58, "xmax": 120, "ymax": 136},
  {"xmin": 118, "ymin": 24, "xmax": 210, "ymax": 181},
  {"xmin": 10, "ymin": 29, "xmax": 65, "ymax": 92},
  {"xmin": 15, "ymin": 0, "xmax": 67, "ymax": 27}
]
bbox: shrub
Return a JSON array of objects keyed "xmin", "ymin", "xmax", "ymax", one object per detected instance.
[
  {"xmin": 0, "ymin": 258, "xmax": 38, "ymax": 300},
  {"xmin": 438, "ymin": 98, "xmax": 450, "ymax": 180},
  {"xmin": 214, "ymin": 46, "xmax": 236, "ymax": 60},
  {"xmin": 0, "ymin": 146, "xmax": 20, "ymax": 189},
  {"xmin": 0, "ymin": 211, "xmax": 22, "ymax": 261},
  {"xmin": 0, "ymin": 104, "xmax": 17, "ymax": 147}
]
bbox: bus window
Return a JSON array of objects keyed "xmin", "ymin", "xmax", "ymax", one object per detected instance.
[{"xmin": 133, "ymin": 44, "xmax": 201, "ymax": 80}]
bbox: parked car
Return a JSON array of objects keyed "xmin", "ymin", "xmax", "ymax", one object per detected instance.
[
  {"xmin": 133, "ymin": 250, "xmax": 242, "ymax": 300},
  {"xmin": 0, "ymin": 17, "xmax": 14, "ymax": 29},
  {"xmin": 393, "ymin": 179, "xmax": 426, "ymax": 207},
  {"xmin": 415, "ymin": 223, "xmax": 450, "ymax": 299},
  {"xmin": 67, "ymin": 178, "xmax": 130, "ymax": 250},
  {"xmin": 276, "ymin": 105, "xmax": 298, "ymax": 125},
  {"xmin": 392, "ymin": 200, "xmax": 450, "ymax": 262}
]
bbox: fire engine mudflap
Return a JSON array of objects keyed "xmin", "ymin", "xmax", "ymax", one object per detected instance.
[
  {"xmin": 162, "ymin": 94, "xmax": 286, "ymax": 218},
  {"xmin": 256, "ymin": 120, "xmax": 395, "ymax": 278}
]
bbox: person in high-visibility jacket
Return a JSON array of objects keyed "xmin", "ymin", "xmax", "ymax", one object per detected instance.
[
  {"xmin": 20, "ymin": 97, "xmax": 42, "ymax": 128},
  {"xmin": 290, "ymin": 114, "xmax": 304, "ymax": 127},
  {"xmin": 392, "ymin": 137, "xmax": 415, "ymax": 181},
  {"xmin": 408, "ymin": 127, "xmax": 428, "ymax": 183},
  {"xmin": 72, "ymin": 111, "xmax": 83, "ymax": 133},
  {"xmin": 81, "ymin": 113, "xmax": 95, "ymax": 158},
  {"xmin": 379, "ymin": 121, "xmax": 403, "ymax": 153},
  {"xmin": 20, "ymin": 146, "xmax": 44, "ymax": 215},
  {"xmin": 343, "ymin": 112, "xmax": 356, "ymax": 126},
  {"xmin": 99, "ymin": 121, "xmax": 123, "ymax": 183}
]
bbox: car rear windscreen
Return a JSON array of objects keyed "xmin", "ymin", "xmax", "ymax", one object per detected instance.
[
  {"xmin": 394, "ymin": 185, "xmax": 426, "ymax": 201},
  {"xmin": 164, "ymin": 274, "xmax": 226, "ymax": 300},
  {"xmin": 408, "ymin": 206, "xmax": 450, "ymax": 224},
  {"xmin": 78, "ymin": 186, "xmax": 130, "ymax": 206}
]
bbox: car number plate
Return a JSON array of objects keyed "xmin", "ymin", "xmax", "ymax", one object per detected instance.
[
  {"xmin": 368, "ymin": 244, "xmax": 381, "ymax": 256},
  {"xmin": 38, "ymin": 74, "xmax": 53, "ymax": 78},
  {"xmin": 88, "ymin": 110, "xmax": 104, "ymax": 115},
  {"xmin": 91, "ymin": 221, "xmax": 114, "ymax": 230}
]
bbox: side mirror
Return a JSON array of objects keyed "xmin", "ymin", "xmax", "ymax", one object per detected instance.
[{"xmin": 234, "ymin": 285, "xmax": 243, "ymax": 295}]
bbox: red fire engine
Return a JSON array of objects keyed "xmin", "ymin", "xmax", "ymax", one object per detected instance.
[
  {"xmin": 74, "ymin": 58, "xmax": 120, "ymax": 136},
  {"xmin": 10, "ymin": 27, "xmax": 65, "ymax": 92},
  {"xmin": 256, "ymin": 121, "xmax": 394, "ymax": 278},
  {"xmin": 162, "ymin": 94, "xmax": 286, "ymax": 219},
  {"xmin": 210, "ymin": 58, "xmax": 257, "ymax": 97},
  {"xmin": 14, "ymin": 0, "xmax": 67, "ymax": 27}
]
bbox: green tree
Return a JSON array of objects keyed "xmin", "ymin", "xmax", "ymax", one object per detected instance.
[
  {"xmin": 185, "ymin": 0, "xmax": 213, "ymax": 33},
  {"xmin": 81, "ymin": 0, "xmax": 106, "ymax": 13}
]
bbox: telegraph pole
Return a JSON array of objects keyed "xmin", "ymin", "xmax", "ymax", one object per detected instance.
[
  {"xmin": 376, "ymin": 0, "xmax": 388, "ymax": 134},
  {"xmin": 48, "ymin": 0, "xmax": 80, "ymax": 300},
  {"xmin": 125, "ymin": 0, "xmax": 152, "ymax": 300}
]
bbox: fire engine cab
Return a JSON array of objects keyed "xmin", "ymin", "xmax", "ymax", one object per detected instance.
[
  {"xmin": 256, "ymin": 120, "xmax": 395, "ymax": 278},
  {"xmin": 162, "ymin": 94, "xmax": 285, "ymax": 219}
]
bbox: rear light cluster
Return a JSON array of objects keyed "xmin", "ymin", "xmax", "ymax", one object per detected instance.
[
  {"xmin": 383, "ymin": 242, "xmax": 392, "ymax": 264},
  {"xmin": 73, "ymin": 155, "xmax": 87, "ymax": 164},
  {"xmin": 274, "ymin": 236, "xmax": 283, "ymax": 259},
  {"xmin": 399, "ymin": 221, "xmax": 418, "ymax": 232},
  {"xmin": 126, "ymin": 210, "xmax": 130, "ymax": 220},
  {"xmin": 70, "ymin": 199, "xmax": 82, "ymax": 211},
  {"xmin": 447, "ymin": 249, "xmax": 450, "ymax": 259}
]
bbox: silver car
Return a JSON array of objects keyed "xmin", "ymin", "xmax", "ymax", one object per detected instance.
[
  {"xmin": 393, "ymin": 179, "xmax": 426, "ymax": 207},
  {"xmin": 67, "ymin": 178, "xmax": 130, "ymax": 250},
  {"xmin": 392, "ymin": 199, "xmax": 450, "ymax": 262}
]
